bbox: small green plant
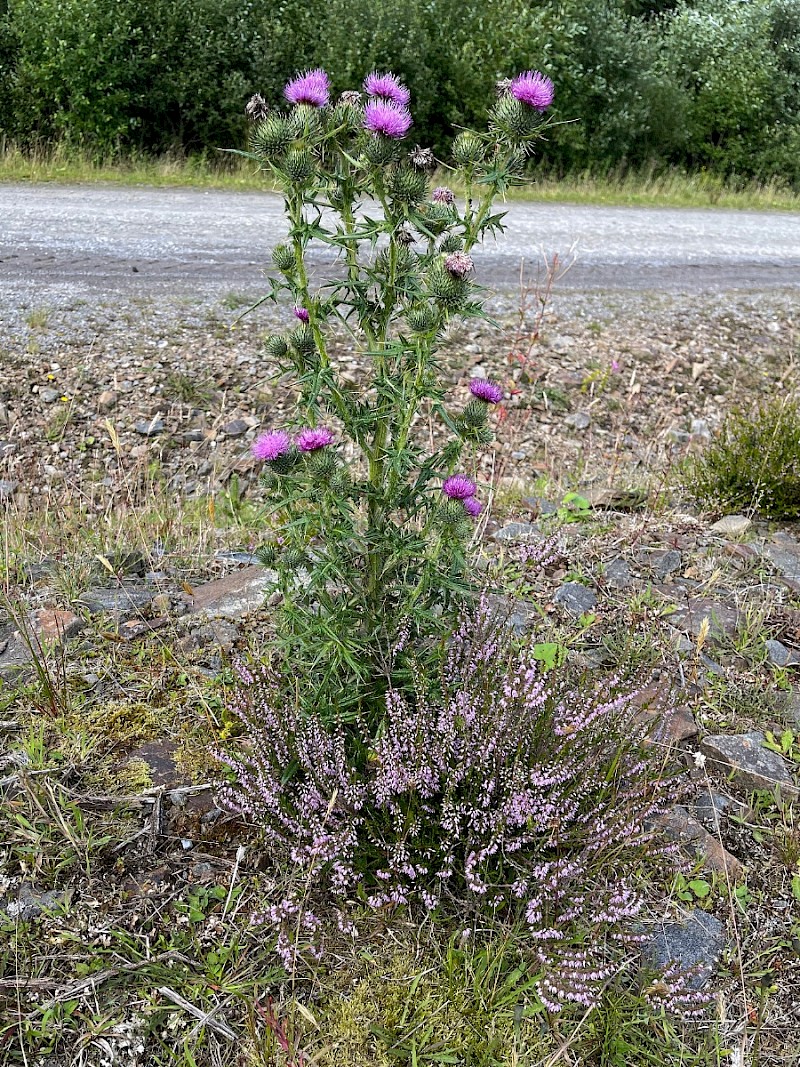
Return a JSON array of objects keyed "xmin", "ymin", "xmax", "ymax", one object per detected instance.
[{"xmin": 686, "ymin": 397, "xmax": 800, "ymax": 519}]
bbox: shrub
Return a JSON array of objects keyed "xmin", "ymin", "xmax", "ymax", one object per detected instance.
[
  {"xmin": 216, "ymin": 600, "xmax": 689, "ymax": 1012},
  {"xmin": 686, "ymin": 397, "xmax": 800, "ymax": 519}
]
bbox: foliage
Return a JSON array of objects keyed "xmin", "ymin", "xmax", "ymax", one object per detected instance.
[
  {"xmin": 686, "ymin": 396, "xmax": 800, "ymax": 519},
  {"xmin": 2, "ymin": 0, "xmax": 800, "ymax": 183},
  {"xmin": 245, "ymin": 69, "xmax": 545, "ymax": 719},
  {"xmin": 215, "ymin": 601, "xmax": 694, "ymax": 1013}
]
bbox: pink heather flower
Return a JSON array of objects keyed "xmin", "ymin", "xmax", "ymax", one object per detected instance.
[
  {"xmin": 469, "ymin": 378, "xmax": 503, "ymax": 404},
  {"xmin": 431, "ymin": 186, "xmax": 455, "ymax": 205},
  {"xmin": 252, "ymin": 430, "xmax": 291, "ymax": 462},
  {"xmin": 294, "ymin": 306, "xmax": 310, "ymax": 323},
  {"xmin": 510, "ymin": 70, "xmax": 554, "ymax": 112},
  {"xmin": 611, "ymin": 359, "xmax": 620, "ymax": 373},
  {"xmin": 296, "ymin": 427, "xmax": 335, "ymax": 452},
  {"xmin": 463, "ymin": 496, "xmax": 483, "ymax": 517},
  {"xmin": 442, "ymin": 474, "xmax": 477, "ymax": 500},
  {"xmin": 444, "ymin": 251, "xmax": 474, "ymax": 278},
  {"xmin": 364, "ymin": 71, "xmax": 411, "ymax": 108},
  {"xmin": 364, "ymin": 99, "xmax": 413, "ymax": 139},
  {"xmin": 284, "ymin": 69, "xmax": 330, "ymax": 108}
]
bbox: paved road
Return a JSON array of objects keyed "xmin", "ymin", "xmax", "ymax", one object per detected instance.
[{"xmin": 2, "ymin": 183, "xmax": 800, "ymax": 299}]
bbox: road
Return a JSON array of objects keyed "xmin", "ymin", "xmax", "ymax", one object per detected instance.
[{"xmin": 2, "ymin": 183, "xmax": 800, "ymax": 299}]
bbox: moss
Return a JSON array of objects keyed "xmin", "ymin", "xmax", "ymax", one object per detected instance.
[{"xmin": 686, "ymin": 397, "xmax": 800, "ymax": 519}]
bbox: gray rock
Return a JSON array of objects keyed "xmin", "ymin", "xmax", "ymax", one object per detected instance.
[
  {"xmin": 564, "ymin": 411, "xmax": 591, "ymax": 431},
  {"xmin": 554, "ymin": 582, "xmax": 597, "ymax": 616},
  {"xmin": 77, "ymin": 587, "xmax": 154, "ymax": 616},
  {"xmin": 135, "ymin": 417, "xmax": 165, "ymax": 436},
  {"xmin": 694, "ymin": 792, "xmax": 748, "ymax": 833},
  {"xmin": 39, "ymin": 388, "xmax": 60, "ymax": 403},
  {"xmin": 654, "ymin": 549, "xmax": 683, "ymax": 580},
  {"xmin": 215, "ymin": 550, "xmax": 261, "ymax": 565},
  {"xmin": 644, "ymin": 909, "xmax": 726, "ymax": 988},
  {"xmin": 189, "ymin": 564, "xmax": 278, "ymax": 620},
  {"xmin": 0, "ymin": 480, "xmax": 18, "ymax": 500},
  {"xmin": 221, "ymin": 418, "xmax": 249, "ymax": 438},
  {"xmin": 765, "ymin": 639, "xmax": 800, "ymax": 667},
  {"xmin": 690, "ymin": 418, "xmax": 712, "ymax": 440},
  {"xmin": 668, "ymin": 597, "xmax": 741, "ymax": 641},
  {"xmin": 604, "ymin": 558, "xmax": 633, "ymax": 589},
  {"xmin": 3, "ymin": 882, "xmax": 68, "ymax": 921},
  {"xmin": 492, "ymin": 522, "xmax": 541, "ymax": 543},
  {"xmin": 700, "ymin": 732, "xmax": 797, "ymax": 798},
  {"xmin": 521, "ymin": 496, "xmax": 558, "ymax": 517},
  {"xmin": 761, "ymin": 536, "xmax": 800, "ymax": 581},
  {"xmin": 97, "ymin": 389, "xmax": 117, "ymax": 410},
  {"xmin": 710, "ymin": 515, "xmax": 752, "ymax": 537}
]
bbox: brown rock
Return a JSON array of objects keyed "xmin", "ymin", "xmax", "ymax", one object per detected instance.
[
  {"xmin": 30, "ymin": 608, "xmax": 84, "ymax": 643},
  {"xmin": 658, "ymin": 805, "xmax": 743, "ymax": 879},
  {"xmin": 97, "ymin": 390, "xmax": 117, "ymax": 411}
]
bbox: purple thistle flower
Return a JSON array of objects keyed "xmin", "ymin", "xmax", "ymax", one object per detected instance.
[
  {"xmin": 431, "ymin": 186, "xmax": 455, "ymax": 205},
  {"xmin": 444, "ymin": 251, "xmax": 474, "ymax": 278},
  {"xmin": 252, "ymin": 430, "xmax": 291, "ymax": 462},
  {"xmin": 463, "ymin": 496, "xmax": 482, "ymax": 517},
  {"xmin": 364, "ymin": 99, "xmax": 413, "ymax": 139},
  {"xmin": 469, "ymin": 378, "xmax": 503, "ymax": 404},
  {"xmin": 442, "ymin": 474, "xmax": 477, "ymax": 500},
  {"xmin": 364, "ymin": 71, "xmax": 411, "ymax": 108},
  {"xmin": 284, "ymin": 69, "xmax": 330, "ymax": 108},
  {"xmin": 293, "ymin": 306, "xmax": 310, "ymax": 323},
  {"xmin": 510, "ymin": 70, "xmax": 554, "ymax": 112},
  {"xmin": 296, "ymin": 426, "xmax": 335, "ymax": 452}
]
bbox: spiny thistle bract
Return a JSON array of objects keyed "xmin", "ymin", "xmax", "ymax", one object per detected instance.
[{"xmin": 240, "ymin": 67, "xmax": 553, "ymax": 720}]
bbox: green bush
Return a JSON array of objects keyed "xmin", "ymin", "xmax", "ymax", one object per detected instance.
[{"xmin": 686, "ymin": 397, "xmax": 800, "ymax": 519}]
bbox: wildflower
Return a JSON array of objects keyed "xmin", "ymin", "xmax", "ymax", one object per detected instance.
[
  {"xmin": 469, "ymin": 378, "xmax": 503, "ymax": 404},
  {"xmin": 442, "ymin": 474, "xmax": 477, "ymax": 500},
  {"xmin": 463, "ymin": 496, "xmax": 483, "ymax": 517},
  {"xmin": 296, "ymin": 427, "xmax": 335, "ymax": 452},
  {"xmin": 293, "ymin": 306, "xmax": 310, "ymax": 323},
  {"xmin": 284, "ymin": 69, "xmax": 330, "ymax": 108},
  {"xmin": 431, "ymin": 186, "xmax": 455, "ymax": 205},
  {"xmin": 510, "ymin": 71, "xmax": 554, "ymax": 112},
  {"xmin": 364, "ymin": 99, "xmax": 413, "ymax": 139},
  {"xmin": 364, "ymin": 71, "xmax": 411, "ymax": 108},
  {"xmin": 252, "ymin": 430, "xmax": 291, "ymax": 462},
  {"xmin": 245, "ymin": 93, "xmax": 269, "ymax": 122},
  {"xmin": 444, "ymin": 251, "xmax": 474, "ymax": 278},
  {"xmin": 611, "ymin": 359, "xmax": 620, "ymax": 373},
  {"xmin": 409, "ymin": 145, "xmax": 435, "ymax": 170}
]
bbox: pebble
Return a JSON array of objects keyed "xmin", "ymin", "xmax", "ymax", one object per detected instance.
[
  {"xmin": 603, "ymin": 558, "xmax": 633, "ymax": 589},
  {"xmin": 38, "ymin": 388, "xmax": 59, "ymax": 403},
  {"xmin": 564, "ymin": 411, "xmax": 590, "ymax": 431},
  {"xmin": 135, "ymin": 417, "xmax": 165, "ymax": 436},
  {"xmin": 221, "ymin": 419, "xmax": 249, "ymax": 438},
  {"xmin": 554, "ymin": 582, "xmax": 598, "ymax": 616},
  {"xmin": 765, "ymin": 639, "xmax": 800, "ymax": 667},
  {"xmin": 97, "ymin": 389, "xmax": 117, "ymax": 410},
  {"xmin": 492, "ymin": 522, "xmax": 541, "ymax": 543},
  {"xmin": 710, "ymin": 515, "xmax": 752, "ymax": 537}
]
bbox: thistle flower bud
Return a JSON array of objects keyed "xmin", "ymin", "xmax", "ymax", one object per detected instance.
[
  {"xmin": 272, "ymin": 244, "xmax": 296, "ymax": 273},
  {"xmin": 289, "ymin": 324, "xmax": 317, "ymax": 356},
  {"xmin": 282, "ymin": 146, "xmax": 315, "ymax": 185},
  {"xmin": 270, "ymin": 449, "xmax": 299, "ymax": 476},
  {"xmin": 462, "ymin": 399, "xmax": 489, "ymax": 428},
  {"xmin": 452, "ymin": 132, "xmax": 485, "ymax": 166},
  {"xmin": 426, "ymin": 260, "xmax": 469, "ymax": 310},
  {"xmin": 250, "ymin": 116, "xmax": 294, "ymax": 158},
  {"xmin": 420, "ymin": 202, "xmax": 454, "ymax": 235},
  {"xmin": 265, "ymin": 335, "xmax": 290, "ymax": 359},
  {"xmin": 376, "ymin": 244, "xmax": 415, "ymax": 278},
  {"xmin": 293, "ymin": 103, "xmax": 324, "ymax": 137},
  {"xmin": 408, "ymin": 145, "xmax": 436, "ymax": 171},
  {"xmin": 388, "ymin": 165, "xmax": 428, "ymax": 206},
  {"xmin": 491, "ymin": 94, "xmax": 540, "ymax": 141},
  {"xmin": 438, "ymin": 233, "xmax": 464, "ymax": 254},
  {"xmin": 256, "ymin": 544, "xmax": 279, "ymax": 566},
  {"xmin": 363, "ymin": 135, "xmax": 399, "ymax": 167},
  {"xmin": 308, "ymin": 449, "xmax": 336, "ymax": 479},
  {"xmin": 245, "ymin": 93, "xmax": 269, "ymax": 123},
  {"xmin": 282, "ymin": 548, "xmax": 307, "ymax": 570},
  {"xmin": 406, "ymin": 305, "xmax": 439, "ymax": 333}
]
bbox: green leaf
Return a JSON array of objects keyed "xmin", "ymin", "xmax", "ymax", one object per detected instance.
[{"xmin": 689, "ymin": 878, "xmax": 711, "ymax": 899}]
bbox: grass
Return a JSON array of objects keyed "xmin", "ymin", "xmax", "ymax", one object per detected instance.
[{"xmin": 2, "ymin": 142, "xmax": 800, "ymax": 212}]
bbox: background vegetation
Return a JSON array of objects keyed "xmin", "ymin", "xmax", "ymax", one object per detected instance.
[{"xmin": 1, "ymin": 0, "xmax": 800, "ymax": 186}]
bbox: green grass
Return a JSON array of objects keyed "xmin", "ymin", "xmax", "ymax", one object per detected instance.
[{"xmin": 2, "ymin": 143, "xmax": 800, "ymax": 211}]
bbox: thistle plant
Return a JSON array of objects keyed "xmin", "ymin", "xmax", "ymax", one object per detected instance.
[{"xmin": 242, "ymin": 67, "xmax": 554, "ymax": 720}]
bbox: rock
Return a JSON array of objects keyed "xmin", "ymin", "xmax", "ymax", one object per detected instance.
[
  {"xmin": 657, "ymin": 805, "xmax": 743, "ymax": 878},
  {"xmin": 484, "ymin": 594, "xmax": 537, "ymax": 636},
  {"xmin": 711, "ymin": 515, "xmax": 752, "ymax": 537},
  {"xmin": 554, "ymin": 582, "xmax": 597, "ymax": 616},
  {"xmin": 97, "ymin": 389, "xmax": 117, "ymax": 410},
  {"xmin": 0, "ymin": 609, "xmax": 84, "ymax": 681},
  {"xmin": 521, "ymin": 496, "xmax": 558, "ymax": 517},
  {"xmin": 3, "ymin": 882, "xmax": 69, "ymax": 921},
  {"xmin": 761, "ymin": 535, "xmax": 800, "ymax": 581},
  {"xmin": 77, "ymin": 587, "xmax": 155, "ymax": 617},
  {"xmin": 668, "ymin": 597, "xmax": 741, "ymax": 641},
  {"xmin": 603, "ymin": 558, "xmax": 633, "ymax": 589},
  {"xmin": 151, "ymin": 593, "xmax": 172, "ymax": 615},
  {"xmin": 117, "ymin": 618, "xmax": 169, "ymax": 641},
  {"xmin": 30, "ymin": 608, "xmax": 84, "ymax": 643},
  {"xmin": 189, "ymin": 564, "xmax": 278, "ymax": 619},
  {"xmin": 667, "ymin": 427, "xmax": 691, "ymax": 444},
  {"xmin": 125, "ymin": 740, "xmax": 184, "ymax": 788},
  {"xmin": 564, "ymin": 411, "xmax": 590, "ymax": 431},
  {"xmin": 547, "ymin": 334, "xmax": 575, "ymax": 354},
  {"xmin": 765, "ymin": 639, "xmax": 800, "ymax": 667},
  {"xmin": 654, "ymin": 549, "xmax": 683, "ymax": 580},
  {"xmin": 221, "ymin": 419, "xmax": 249, "ymax": 438},
  {"xmin": 694, "ymin": 791, "xmax": 749, "ymax": 833},
  {"xmin": 0, "ymin": 442, "xmax": 16, "ymax": 459},
  {"xmin": 690, "ymin": 418, "xmax": 711, "ymax": 440},
  {"xmin": 135, "ymin": 417, "xmax": 165, "ymax": 436},
  {"xmin": 700, "ymin": 732, "xmax": 798, "ymax": 798},
  {"xmin": 215, "ymin": 550, "xmax": 261, "ymax": 565},
  {"xmin": 492, "ymin": 522, "xmax": 541, "ymax": 543},
  {"xmin": 0, "ymin": 480, "xmax": 18, "ymax": 500},
  {"xmin": 38, "ymin": 388, "xmax": 59, "ymax": 403},
  {"xmin": 644, "ymin": 909, "xmax": 726, "ymax": 988}
]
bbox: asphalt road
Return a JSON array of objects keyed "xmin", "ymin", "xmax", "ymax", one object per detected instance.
[{"xmin": 2, "ymin": 183, "xmax": 800, "ymax": 299}]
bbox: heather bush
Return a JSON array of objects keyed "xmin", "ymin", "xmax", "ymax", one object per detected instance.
[
  {"xmin": 216, "ymin": 599, "xmax": 693, "ymax": 1012},
  {"xmin": 245, "ymin": 67, "xmax": 554, "ymax": 719}
]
